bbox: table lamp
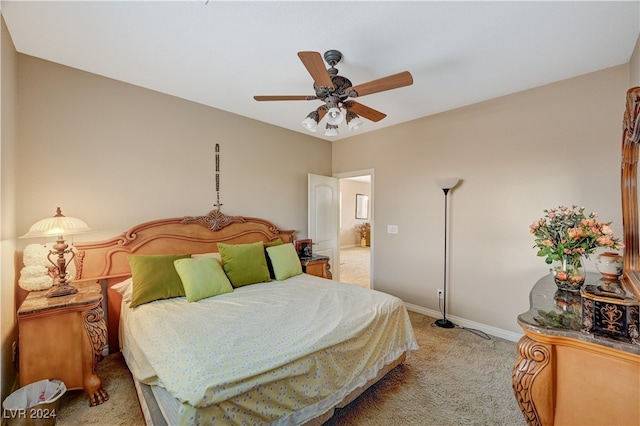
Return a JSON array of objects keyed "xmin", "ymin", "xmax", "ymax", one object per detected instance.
[{"xmin": 20, "ymin": 207, "xmax": 91, "ymax": 297}]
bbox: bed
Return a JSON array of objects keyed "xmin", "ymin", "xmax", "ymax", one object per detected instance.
[{"xmin": 73, "ymin": 209, "xmax": 418, "ymax": 425}]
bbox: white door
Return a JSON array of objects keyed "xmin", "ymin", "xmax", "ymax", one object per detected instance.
[{"xmin": 308, "ymin": 173, "xmax": 339, "ymax": 280}]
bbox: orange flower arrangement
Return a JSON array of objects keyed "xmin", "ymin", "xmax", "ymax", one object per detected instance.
[
  {"xmin": 529, "ymin": 205, "xmax": 622, "ymax": 265},
  {"xmin": 355, "ymin": 222, "xmax": 370, "ymax": 239}
]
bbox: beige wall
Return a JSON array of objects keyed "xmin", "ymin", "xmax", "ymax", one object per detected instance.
[
  {"xmin": 631, "ymin": 33, "xmax": 640, "ymax": 86},
  {"xmin": 1, "ymin": 15, "xmax": 19, "ymax": 401},
  {"xmin": 339, "ymin": 179, "xmax": 371, "ymax": 247},
  {"xmin": 333, "ymin": 64, "xmax": 629, "ymax": 335},
  {"xmin": 16, "ymin": 55, "xmax": 331, "ymax": 241}
]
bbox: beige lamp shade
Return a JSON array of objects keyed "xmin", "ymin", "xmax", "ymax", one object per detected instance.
[
  {"xmin": 435, "ymin": 178, "xmax": 460, "ymax": 190},
  {"xmin": 20, "ymin": 207, "xmax": 91, "ymax": 239}
]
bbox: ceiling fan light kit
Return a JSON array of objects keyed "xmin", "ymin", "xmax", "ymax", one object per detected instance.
[
  {"xmin": 324, "ymin": 124, "xmax": 339, "ymax": 137},
  {"xmin": 326, "ymin": 106, "xmax": 344, "ymax": 125},
  {"xmin": 301, "ymin": 115, "xmax": 318, "ymax": 132},
  {"xmin": 346, "ymin": 110, "xmax": 363, "ymax": 130},
  {"xmin": 255, "ymin": 50, "xmax": 413, "ymax": 138}
]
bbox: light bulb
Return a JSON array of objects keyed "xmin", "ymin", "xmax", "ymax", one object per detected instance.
[{"xmin": 326, "ymin": 107, "xmax": 344, "ymax": 125}]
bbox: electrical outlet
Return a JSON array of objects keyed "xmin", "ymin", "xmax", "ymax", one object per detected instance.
[{"xmin": 437, "ymin": 289, "xmax": 444, "ymax": 299}]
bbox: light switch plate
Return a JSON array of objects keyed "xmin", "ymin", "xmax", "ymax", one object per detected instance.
[{"xmin": 387, "ymin": 225, "xmax": 398, "ymax": 234}]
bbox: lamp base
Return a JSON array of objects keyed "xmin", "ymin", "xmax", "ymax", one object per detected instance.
[
  {"xmin": 434, "ymin": 318, "xmax": 455, "ymax": 329},
  {"xmin": 46, "ymin": 284, "xmax": 78, "ymax": 298}
]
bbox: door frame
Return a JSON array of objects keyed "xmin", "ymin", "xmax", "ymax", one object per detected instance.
[{"xmin": 334, "ymin": 169, "xmax": 374, "ymax": 288}]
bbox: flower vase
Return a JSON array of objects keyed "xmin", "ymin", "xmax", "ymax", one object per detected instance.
[
  {"xmin": 360, "ymin": 238, "xmax": 367, "ymax": 247},
  {"xmin": 552, "ymin": 255, "xmax": 586, "ymax": 292},
  {"xmin": 595, "ymin": 252, "xmax": 623, "ymax": 279}
]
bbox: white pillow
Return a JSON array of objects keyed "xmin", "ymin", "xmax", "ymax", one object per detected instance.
[{"xmin": 111, "ymin": 277, "xmax": 133, "ymax": 302}]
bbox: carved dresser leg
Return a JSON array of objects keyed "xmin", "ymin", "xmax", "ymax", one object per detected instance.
[
  {"xmin": 83, "ymin": 306, "xmax": 110, "ymax": 406},
  {"xmin": 512, "ymin": 335, "xmax": 553, "ymax": 426}
]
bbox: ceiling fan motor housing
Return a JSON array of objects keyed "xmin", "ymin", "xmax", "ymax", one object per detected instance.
[
  {"xmin": 314, "ymin": 75, "xmax": 353, "ymax": 102},
  {"xmin": 314, "ymin": 49, "xmax": 352, "ymax": 103}
]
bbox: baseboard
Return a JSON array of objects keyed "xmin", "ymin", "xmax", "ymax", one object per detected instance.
[
  {"xmin": 404, "ymin": 303, "xmax": 523, "ymax": 342},
  {"xmin": 339, "ymin": 245, "xmax": 358, "ymax": 249}
]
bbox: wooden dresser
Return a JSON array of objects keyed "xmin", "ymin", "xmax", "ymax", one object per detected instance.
[
  {"xmin": 512, "ymin": 273, "xmax": 640, "ymax": 425},
  {"xmin": 17, "ymin": 280, "xmax": 109, "ymax": 406},
  {"xmin": 300, "ymin": 255, "xmax": 332, "ymax": 279}
]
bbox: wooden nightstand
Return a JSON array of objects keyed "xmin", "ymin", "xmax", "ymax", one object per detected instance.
[
  {"xmin": 300, "ymin": 255, "xmax": 332, "ymax": 279},
  {"xmin": 17, "ymin": 280, "xmax": 109, "ymax": 406}
]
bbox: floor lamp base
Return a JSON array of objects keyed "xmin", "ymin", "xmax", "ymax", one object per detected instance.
[{"xmin": 434, "ymin": 318, "xmax": 455, "ymax": 328}]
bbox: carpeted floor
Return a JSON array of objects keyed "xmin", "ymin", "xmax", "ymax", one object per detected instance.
[
  {"xmin": 55, "ymin": 311, "xmax": 525, "ymax": 426},
  {"xmin": 54, "ymin": 352, "xmax": 143, "ymax": 426},
  {"xmin": 326, "ymin": 312, "xmax": 526, "ymax": 426},
  {"xmin": 339, "ymin": 246, "xmax": 370, "ymax": 288}
]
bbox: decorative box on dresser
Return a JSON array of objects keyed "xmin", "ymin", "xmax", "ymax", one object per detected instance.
[
  {"xmin": 300, "ymin": 255, "xmax": 332, "ymax": 279},
  {"xmin": 17, "ymin": 280, "xmax": 109, "ymax": 406},
  {"xmin": 512, "ymin": 273, "xmax": 639, "ymax": 426}
]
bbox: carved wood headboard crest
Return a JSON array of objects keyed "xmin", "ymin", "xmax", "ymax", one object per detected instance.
[{"xmin": 181, "ymin": 207, "xmax": 246, "ymax": 231}]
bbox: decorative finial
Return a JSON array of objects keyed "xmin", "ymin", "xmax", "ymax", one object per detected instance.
[{"xmin": 214, "ymin": 144, "xmax": 222, "ymax": 210}]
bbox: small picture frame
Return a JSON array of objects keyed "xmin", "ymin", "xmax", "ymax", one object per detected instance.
[{"xmin": 295, "ymin": 239, "xmax": 313, "ymax": 258}]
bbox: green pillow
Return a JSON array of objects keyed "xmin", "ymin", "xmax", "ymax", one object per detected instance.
[
  {"xmin": 264, "ymin": 239, "xmax": 284, "ymax": 248},
  {"xmin": 266, "ymin": 243, "xmax": 303, "ymax": 280},
  {"xmin": 173, "ymin": 257, "xmax": 233, "ymax": 302},
  {"xmin": 217, "ymin": 241, "xmax": 271, "ymax": 287},
  {"xmin": 128, "ymin": 254, "xmax": 190, "ymax": 308}
]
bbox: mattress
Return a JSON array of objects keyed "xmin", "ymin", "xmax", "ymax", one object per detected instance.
[{"xmin": 119, "ymin": 273, "xmax": 418, "ymax": 425}]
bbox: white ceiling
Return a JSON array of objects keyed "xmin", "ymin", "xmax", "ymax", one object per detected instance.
[{"xmin": 2, "ymin": 1, "xmax": 639, "ymax": 141}]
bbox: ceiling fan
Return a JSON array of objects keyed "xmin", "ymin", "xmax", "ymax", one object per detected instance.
[{"xmin": 254, "ymin": 50, "xmax": 413, "ymax": 137}]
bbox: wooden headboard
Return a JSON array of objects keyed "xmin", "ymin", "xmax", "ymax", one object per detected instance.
[{"xmin": 73, "ymin": 209, "xmax": 295, "ymax": 353}]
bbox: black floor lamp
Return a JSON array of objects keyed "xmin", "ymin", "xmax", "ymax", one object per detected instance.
[{"xmin": 434, "ymin": 178, "xmax": 460, "ymax": 329}]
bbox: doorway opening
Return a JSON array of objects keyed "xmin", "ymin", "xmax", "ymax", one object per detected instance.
[{"xmin": 336, "ymin": 171, "xmax": 373, "ymax": 288}]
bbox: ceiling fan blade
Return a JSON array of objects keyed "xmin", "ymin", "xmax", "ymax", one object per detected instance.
[
  {"xmin": 346, "ymin": 101, "xmax": 387, "ymax": 122},
  {"xmin": 254, "ymin": 95, "xmax": 314, "ymax": 101},
  {"xmin": 298, "ymin": 51, "xmax": 334, "ymax": 88},
  {"xmin": 348, "ymin": 71, "xmax": 413, "ymax": 97}
]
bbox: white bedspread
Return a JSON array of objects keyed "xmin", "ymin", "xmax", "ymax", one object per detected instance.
[{"xmin": 123, "ymin": 273, "xmax": 418, "ymax": 422}]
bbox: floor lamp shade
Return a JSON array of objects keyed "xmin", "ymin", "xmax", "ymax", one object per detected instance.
[
  {"xmin": 434, "ymin": 178, "xmax": 459, "ymax": 328},
  {"xmin": 435, "ymin": 178, "xmax": 460, "ymax": 191}
]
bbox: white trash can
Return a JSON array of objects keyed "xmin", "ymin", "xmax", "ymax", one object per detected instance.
[{"xmin": 2, "ymin": 379, "xmax": 66, "ymax": 426}]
